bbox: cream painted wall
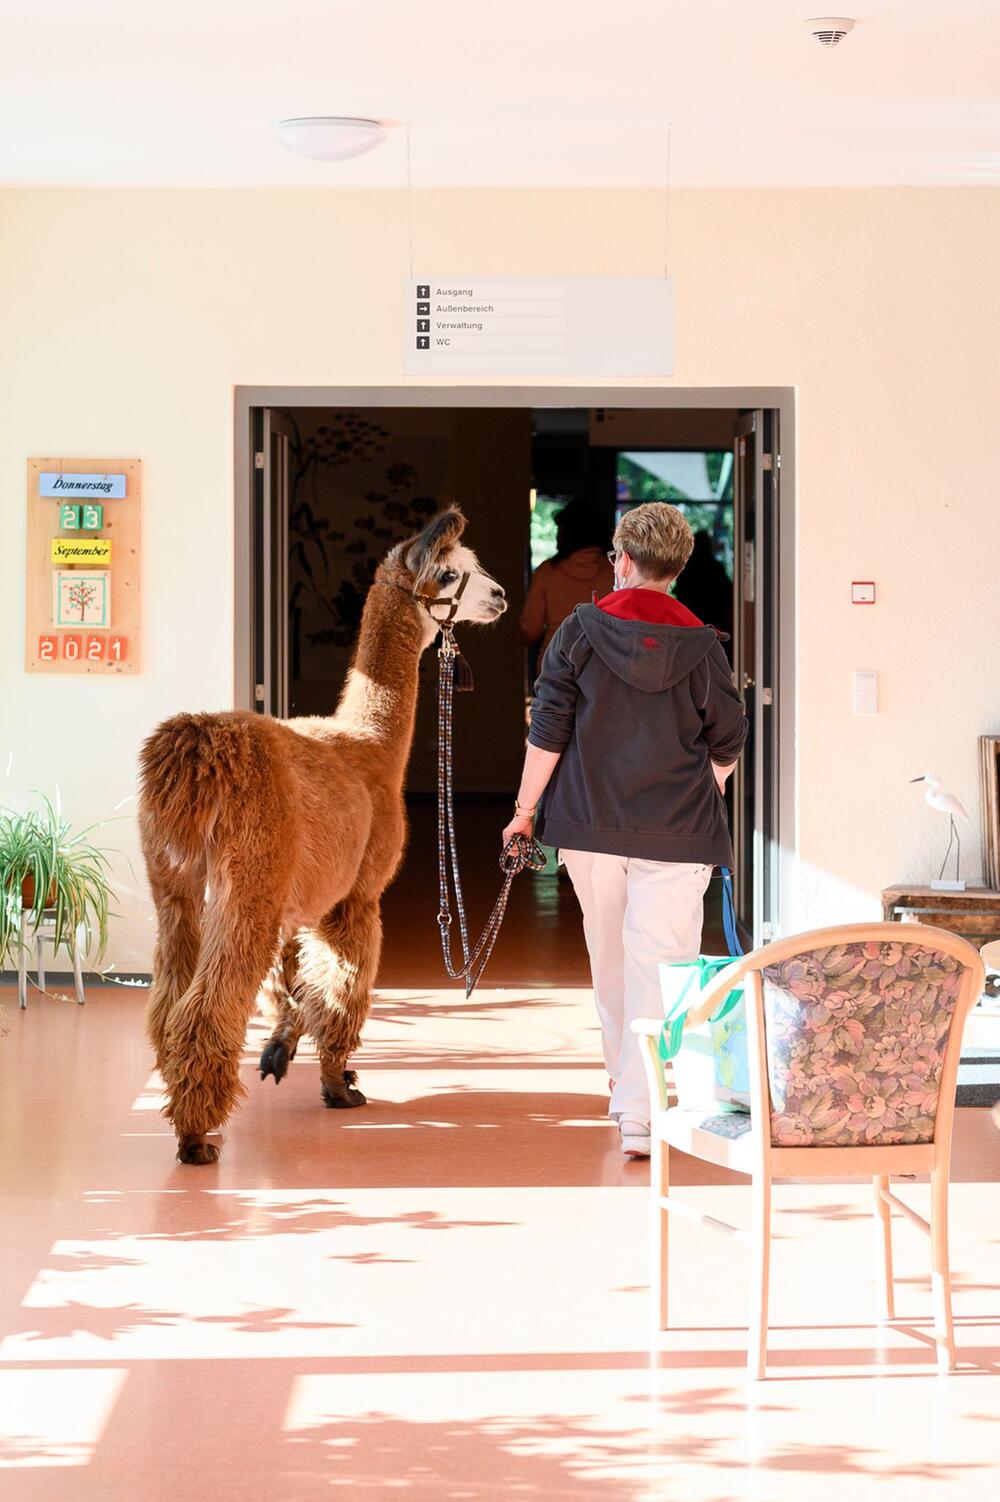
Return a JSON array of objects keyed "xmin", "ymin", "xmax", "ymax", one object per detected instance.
[{"xmin": 2, "ymin": 187, "xmax": 999, "ymax": 971}]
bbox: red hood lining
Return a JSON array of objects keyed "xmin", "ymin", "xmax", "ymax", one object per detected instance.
[{"xmin": 595, "ymin": 588, "xmax": 704, "ymax": 629}]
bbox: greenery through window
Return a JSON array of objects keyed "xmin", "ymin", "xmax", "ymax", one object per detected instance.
[
  {"xmin": 529, "ymin": 494, "xmax": 567, "ymax": 571},
  {"xmin": 528, "ymin": 453, "xmax": 735, "ymax": 581},
  {"xmin": 616, "ymin": 451, "xmax": 734, "ymax": 579}
]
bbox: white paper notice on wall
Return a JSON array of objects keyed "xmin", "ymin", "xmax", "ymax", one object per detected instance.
[{"xmin": 403, "ymin": 277, "xmax": 674, "ymax": 376}]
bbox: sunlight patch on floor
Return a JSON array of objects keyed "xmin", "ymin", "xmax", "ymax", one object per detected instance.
[{"xmin": 0, "ymin": 1369, "xmax": 127, "ymax": 1469}]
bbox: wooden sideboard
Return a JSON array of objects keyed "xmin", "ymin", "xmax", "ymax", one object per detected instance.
[{"xmin": 881, "ymin": 885, "xmax": 1000, "ymax": 948}]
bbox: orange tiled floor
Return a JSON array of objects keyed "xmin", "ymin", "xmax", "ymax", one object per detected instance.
[{"xmin": 2, "ymin": 969, "xmax": 1000, "ymax": 1500}]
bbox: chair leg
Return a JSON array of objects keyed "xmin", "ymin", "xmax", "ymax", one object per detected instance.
[
  {"xmin": 651, "ymin": 1136, "xmax": 669, "ymax": 1331},
  {"xmin": 873, "ymin": 1175, "xmax": 895, "ymax": 1322},
  {"xmin": 748, "ymin": 1170, "xmax": 772, "ymax": 1380},
  {"xmin": 930, "ymin": 1165, "xmax": 956, "ymax": 1374},
  {"xmin": 18, "ymin": 914, "xmax": 28, "ymax": 1009},
  {"xmin": 36, "ymin": 933, "xmax": 46, "ymax": 996},
  {"xmin": 72, "ymin": 927, "xmax": 86, "ymax": 1005}
]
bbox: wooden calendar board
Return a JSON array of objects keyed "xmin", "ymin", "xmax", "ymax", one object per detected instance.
[{"xmin": 25, "ymin": 457, "xmax": 140, "ymax": 675}]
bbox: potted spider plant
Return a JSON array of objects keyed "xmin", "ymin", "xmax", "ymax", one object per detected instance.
[{"xmin": 0, "ymin": 795, "xmax": 113, "ymax": 978}]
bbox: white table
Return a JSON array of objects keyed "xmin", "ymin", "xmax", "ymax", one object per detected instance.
[{"xmin": 17, "ymin": 909, "xmax": 86, "ymax": 1008}]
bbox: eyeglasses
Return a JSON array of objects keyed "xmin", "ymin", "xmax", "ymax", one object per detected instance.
[{"xmin": 606, "ymin": 551, "xmax": 618, "ymax": 567}]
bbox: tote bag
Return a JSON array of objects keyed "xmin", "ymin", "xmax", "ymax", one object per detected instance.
[{"xmin": 657, "ymin": 868, "xmax": 751, "ymax": 1111}]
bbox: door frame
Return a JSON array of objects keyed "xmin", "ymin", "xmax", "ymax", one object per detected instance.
[
  {"xmin": 251, "ymin": 407, "xmax": 293, "ymax": 720},
  {"xmin": 234, "ymin": 384, "xmax": 796, "ymax": 940}
]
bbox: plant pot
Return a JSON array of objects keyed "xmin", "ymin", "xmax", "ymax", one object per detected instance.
[{"xmin": 21, "ymin": 875, "xmax": 57, "ymax": 910}]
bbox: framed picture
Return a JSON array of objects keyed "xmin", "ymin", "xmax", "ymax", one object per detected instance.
[
  {"xmin": 979, "ymin": 736, "xmax": 1000, "ymax": 891},
  {"xmin": 52, "ymin": 570, "xmax": 111, "ymax": 628}
]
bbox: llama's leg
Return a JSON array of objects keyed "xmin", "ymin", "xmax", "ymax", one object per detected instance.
[
  {"xmin": 161, "ymin": 877, "xmax": 282, "ymax": 1164},
  {"xmin": 259, "ymin": 938, "xmax": 307, "ymax": 1085},
  {"xmin": 143, "ymin": 844, "xmax": 204, "ymax": 1074},
  {"xmin": 298, "ymin": 899, "xmax": 382, "ymax": 1109}
]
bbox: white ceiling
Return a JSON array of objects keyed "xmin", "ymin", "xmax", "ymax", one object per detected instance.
[{"xmin": 3, "ymin": 0, "xmax": 1000, "ymax": 187}]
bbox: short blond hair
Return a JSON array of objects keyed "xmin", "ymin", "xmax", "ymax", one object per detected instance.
[{"xmin": 613, "ymin": 502, "xmax": 694, "ymax": 581}]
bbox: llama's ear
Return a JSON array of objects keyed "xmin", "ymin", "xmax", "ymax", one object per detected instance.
[{"xmin": 405, "ymin": 508, "xmax": 466, "ymax": 582}]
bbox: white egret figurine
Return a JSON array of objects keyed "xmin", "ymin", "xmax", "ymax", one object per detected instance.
[{"xmin": 910, "ymin": 773, "xmax": 971, "ymax": 890}]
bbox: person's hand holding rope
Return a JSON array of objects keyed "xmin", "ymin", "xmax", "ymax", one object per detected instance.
[
  {"xmin": 502, "ymin": 809, "xmax": 536, "ymax": 848},
  {"xmin": 503, "ymin": 743, "xmax": 562, "ymax": 852}
]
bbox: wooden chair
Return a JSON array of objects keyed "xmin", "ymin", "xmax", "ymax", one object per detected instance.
[{"xmin": 633, "ymin": 922, "xmax": 985, "ymax": 1379}]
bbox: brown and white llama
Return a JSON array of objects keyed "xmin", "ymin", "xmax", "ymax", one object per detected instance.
[{"xmin": 138, "ymin": 508, "xmax": 505, "ymax": 1163}]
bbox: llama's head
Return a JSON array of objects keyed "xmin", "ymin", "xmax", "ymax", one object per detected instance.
[{"xmin": 383, "ymin": 508, "xmax": 507, "ymax": 633}]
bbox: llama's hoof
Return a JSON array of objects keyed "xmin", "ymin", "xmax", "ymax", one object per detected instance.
[
  {"xmin": 177, "ymin": 1137, "xmax": 220, "ymax": 1165},
  {"xmin": 321, "ymin": 1070, "xmax": 367, "ymax": 1109},
  {"xmin": 260, "ymin": 1040, "xmax": 292, "ymax": 1084}
]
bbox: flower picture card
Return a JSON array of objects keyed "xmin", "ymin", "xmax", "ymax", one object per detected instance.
[{"xmin": 52, "ymin": 570, "xmax": 111, "ymax": 628}]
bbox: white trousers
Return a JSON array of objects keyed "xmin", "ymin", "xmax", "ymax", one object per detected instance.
[{"xmin": 561, "ymin": 850, "xmax": 713, "ymax": 1123}]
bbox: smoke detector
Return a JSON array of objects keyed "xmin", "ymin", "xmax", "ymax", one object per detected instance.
[{"xmin": 804, "ymin": 16, "xmax": 856, "ymax": 48}]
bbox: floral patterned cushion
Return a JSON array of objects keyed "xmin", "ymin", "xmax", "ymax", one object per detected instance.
[{"xmin": 761, "ymin": 942, "xmax": 963, "ymax": 1148}]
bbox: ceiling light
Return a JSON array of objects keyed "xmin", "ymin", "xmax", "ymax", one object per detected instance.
[{"xmin": 275, "ymin": 117, "xmax": 387, "ymax": 162}]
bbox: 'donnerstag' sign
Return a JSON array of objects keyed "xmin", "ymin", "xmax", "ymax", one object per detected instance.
[{"xmin": 39, "ymin": 472, "xmax": 127, "ymax": 499}]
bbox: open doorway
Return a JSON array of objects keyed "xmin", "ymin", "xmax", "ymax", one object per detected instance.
[{"xmin": 236, "ymin": 388, "xmax": 792, "ymax": 963}]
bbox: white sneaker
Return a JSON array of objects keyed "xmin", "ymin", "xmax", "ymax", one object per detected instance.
[{"xmin": 620, "ymin": 1117, "xmax": 651, "ymax": 1158}]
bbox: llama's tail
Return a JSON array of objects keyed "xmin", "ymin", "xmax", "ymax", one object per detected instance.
[{"xmin": 138, "ymin": 712, "xmax": 270, "ymax": 864}]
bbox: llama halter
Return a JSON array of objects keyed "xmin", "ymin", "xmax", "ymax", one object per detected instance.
[
  {"xmin": 422, "ymin": 569, "xmax": 470, "ymax": 623},
  {"xmin": 373, "ymin": 570, "xmax": 472, "ymax": 623}
]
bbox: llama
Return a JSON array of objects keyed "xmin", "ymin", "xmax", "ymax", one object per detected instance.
[{"xmin": 138, "ymin": 508, "xmax": 505, "ymax": 1163}]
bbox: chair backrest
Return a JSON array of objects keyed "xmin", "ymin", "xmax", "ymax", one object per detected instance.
[{"xmin": 742, "ymin": 924, "xmax": 984, "ymax": 1151}]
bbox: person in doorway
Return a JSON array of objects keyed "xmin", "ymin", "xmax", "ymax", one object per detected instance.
[
  {"xmin": 672, "ymin": 529, "xmax": 734, "ymax": 648},
  {"xmin": 519, "ymin": 500, "xmax": 614, "ymax": 664},
  {"xmin": 502, "ymin": 502, "xmax": 748, "ymax": 1158}
]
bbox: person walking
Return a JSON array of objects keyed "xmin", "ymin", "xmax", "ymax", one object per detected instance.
[
  {"xmin": 502, "ymin": 502, "xmax": 748, "ymax": 1157},
  {"xmin": 519, "ymin": 500, "xmax": 614, "ymax": 664}
]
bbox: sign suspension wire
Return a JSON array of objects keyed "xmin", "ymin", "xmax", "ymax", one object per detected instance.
[
  {"xmin": 401, "ymin": 119, "xmax": 674, "ymax": 376},
  {"xmin": 663, "ymin": 121, "xmax": 673, "ymax": 279},
  {"xmin": 405, "ymin": 120, "xmax": 415, "ymax": 284}
]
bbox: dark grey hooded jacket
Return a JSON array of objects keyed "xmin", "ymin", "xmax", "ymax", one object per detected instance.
[{"xmin": 529, "ymin": 602, "xmax": 748, "ymax": 866}]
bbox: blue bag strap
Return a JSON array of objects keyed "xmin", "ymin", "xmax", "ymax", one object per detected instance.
[
  {"xmin": 662, "ymin": 963, "xmax": 703, "ymax": 1022},
  {"xmin": 658, "ymin": 874, "xmax": 744, "ymax": 1063},
  {"xmin": 658, "ymin": 956, "xmax": 742, "ymax": 1060},
  {"xmin": 657, "ymin": 964, "xmax": 703, "ymax": 1062},
  {"xmin": 710, "ymin": 985, "xmax": 744, "ymax": 1022},
  {"xmin": 719, "ymin": 866, "xmax": 744, "ymax": 958},
  {"xmin": 657, "ymin": 1011, "xmax": 688, "ymax": 1064}
]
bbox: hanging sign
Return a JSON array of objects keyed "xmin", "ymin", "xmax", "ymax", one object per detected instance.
[
  {"xmin": 40, "ymin": 472, "xmax": 127, "ymax": 499},
  {"xmin": 403, "ymin": 276, "xmax": 674, "ymax": 377},
  {"xmin": 51, "ymin": 537, "xmax": 112, "ymax": 565}
]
